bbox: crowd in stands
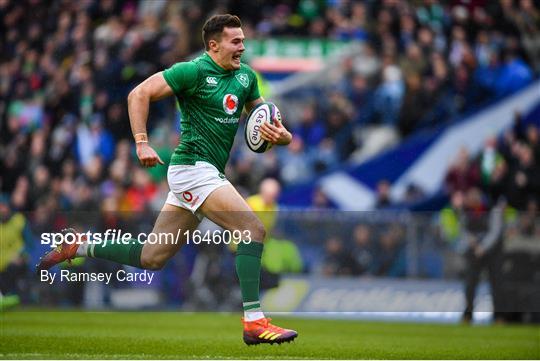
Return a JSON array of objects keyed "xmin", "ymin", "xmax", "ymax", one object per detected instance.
[
  {"xmin": 2, "ymin": 1, "xmax": 538, "ymax": 213},
  {"xmin": 319, "ymin": 115, "xmax": 540, "ymax": 279},
  {"xmin": 444, "ymin": 112, "xmax": 539, "ymax": 212},
  {"xmin": 237, "ymin": 0, "xmax": 538, "ymax": 187},
  {"xmin": 441, "ymin": 112, "xmax": 540, "ymax": 251},
  {"xmin": 438, "ymin": 114, "xmax": 540, "ymax": 322},
  {"xmin": 319, "ymin": 223, "xmax": 406, "ymax": 277},
  {"xmin": 261, "ymin": 0, "xmax": 537, "ymax": 187}
]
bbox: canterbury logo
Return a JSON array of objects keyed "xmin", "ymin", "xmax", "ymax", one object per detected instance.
[
  {"xmin": 258, "ymin": 331, "xmax": 281, "ymax": 340},
  {"xmin": 206, "ymin": 76, "xmax": 218, "ymax": 85}
]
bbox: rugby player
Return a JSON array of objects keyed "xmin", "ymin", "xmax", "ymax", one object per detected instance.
[{"xmin": 38, "ymin": 14, "xmax": 296, "ymax": 345}]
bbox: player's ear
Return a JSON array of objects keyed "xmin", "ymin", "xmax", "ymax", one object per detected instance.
[{"xmin": 208, "ymin": 39, "xmax": 219, "ymax": 52}]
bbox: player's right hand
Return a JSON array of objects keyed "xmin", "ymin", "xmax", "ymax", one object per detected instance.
[{"xmin": 136, "ymin": 142, "xmax": 164, "ymax": 167}]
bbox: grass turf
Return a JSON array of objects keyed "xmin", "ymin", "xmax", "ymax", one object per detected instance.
[{"xmin": 0, "ymin": 311, "xmax": 538, "ymax": 359}]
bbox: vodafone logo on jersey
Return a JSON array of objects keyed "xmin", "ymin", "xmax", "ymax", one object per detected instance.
[{"xmin": 223, "ymin": 94, "xmax": 238, "ymax": 115}]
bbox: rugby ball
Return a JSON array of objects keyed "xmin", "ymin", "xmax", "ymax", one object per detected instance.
[{"xmin": 244, "ymin": 102, "xmax": 281, "ymax": 153}]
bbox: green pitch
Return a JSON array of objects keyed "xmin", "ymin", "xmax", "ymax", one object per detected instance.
[{"xmin": 1, "ymin": 311, "xmax": 538, "ymax": 359}]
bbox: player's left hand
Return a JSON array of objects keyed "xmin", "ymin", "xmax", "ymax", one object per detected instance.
[
  {"xmin": 136, "ymin": 142, "xmax": 165, "ymax": 168},
  {"xmin": 260, "ymin": 118, "xmax": 292, "ymax": 145}
]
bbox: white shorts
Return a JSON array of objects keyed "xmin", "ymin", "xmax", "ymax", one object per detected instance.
[{"xmin": 166, "ymin": 161, "xmax": 230, "ymax": 219}]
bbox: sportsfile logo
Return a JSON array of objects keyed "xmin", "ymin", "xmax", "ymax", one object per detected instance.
[
  {"xmin": 206, "ymin": 76, "xmax": 218, "ymax": 86},
  {"xmin": 40, "ymin": 229, "xmax": 252, "ymax": 247}
]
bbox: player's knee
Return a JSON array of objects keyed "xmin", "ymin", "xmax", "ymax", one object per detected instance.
[
  {"xmin": 140, "ymin": 253, "xmax": 168, "ymax": 271},
  {"xmin": 143, "ymin": 259, "xmax": 167, "ymax": 271},
  {"xmin": 247, "ymin": 220, "xmax": 266, "ymax": 242}
]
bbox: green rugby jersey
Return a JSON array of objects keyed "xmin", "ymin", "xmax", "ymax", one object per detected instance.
[{"xmin": 162, "ymin": 52, "xmax": 260, "ymax": 173}]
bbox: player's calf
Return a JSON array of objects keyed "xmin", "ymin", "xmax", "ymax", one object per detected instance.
[{"xmin": 139, "ymin": 243, "xmax": 176, "ymax": 270}]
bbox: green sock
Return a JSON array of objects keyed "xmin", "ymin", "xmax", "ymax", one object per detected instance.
[
  {"xmin": 89, "ymin": 238, "xmax": 143, "ymax": 268},
  {"xmin": 235, "ymin": 241, "xmax": 264, "ymax": 311}
]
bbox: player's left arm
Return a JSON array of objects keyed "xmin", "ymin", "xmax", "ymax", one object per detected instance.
[
  {"xmin": 244, "ymin": 97, "xmax": 264, "ymax": 114},
  {"xmin": 245, "ymin": 97, "xmax": 292, "ymax": 146}
]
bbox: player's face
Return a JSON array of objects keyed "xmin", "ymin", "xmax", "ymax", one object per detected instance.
[{"xmin": 217, "ymin": 27, "xmax": 245, "ymax": 70}]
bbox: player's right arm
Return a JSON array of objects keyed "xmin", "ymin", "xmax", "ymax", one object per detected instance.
[{"xmin": 127, "ymin": 72, "xmax": 172, "ymax": 167}]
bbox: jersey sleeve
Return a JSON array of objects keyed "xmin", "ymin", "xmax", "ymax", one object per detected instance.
[
  {"xmin": 246, "ymin": 68, "xmax": 261, "ymax": 102},
  {"xmin": 162, "ymin": 62, "xmax": 199, "ymax": 96}
]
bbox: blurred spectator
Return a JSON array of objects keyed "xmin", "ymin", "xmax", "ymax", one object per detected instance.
[
  {"xmin": 321, "ymin": 237, "xmax": 356, "ymax": 276},
  {"xmin": 279, "ymin": 136, "xmax": 314, "ymax": 185},
  {"xmin": 351, "ymin": 224, "xmax": 375, "ymax": 275},
  {"xmin": 439, "ymin": 191, "xmax": 465, "ymax": 247},
  {"xmin": 375, "ymin": 179, "xmax": 392, "ymax": 209},
  {"xmin": 371, "ymin": 224, "xmax": 407, "ymax": 277},
  {"xmin": 75, "ymin": 115, "xmax": 115, "ymax": 167},
  {"xmin": 398, "ymin": 72, "xmax": 430, "ymax": 136},
  {"xmin": 311, "ymin": 187, "xmax": 334, "ymax": 209},
  {"xmin": 123, "ymin": 168, "xmax": 158, "ymax": 212},
  {"xmin": 416, "ymin": 1, "xmax": 446, "ymax": 34},
  {"xmin": 402, "ymin": 183, "xmax": 426, "ymax": 205},
  {"xmin": 459, "ymin": 188, "xmax": 505, "ymax": 323},
  {"xmin": 245, "ymin": 178, "xmax": 303, "ymax": 289},
  {"xmin": 514, "ymin": 0, "xmax": 540, "ymax": 72},
  {"xmin": 313, "ymin": 138, "xmax": 340, "ymax": 174},
  {"xmin": 526, "ymin": 123, "xmax": 540, "ymax": 160},
  {"xmin": 494, "ymin": 50, "xmax": 534, "ymax": 97},
  {"xmin": 324, "ymin": 90, "xmax": 356, "ymax": 160},
  {"xmin": 506, "ymin": 199, "xmax": 540, "ymax": 241},
  {"xmin": 478, "ymin": 136, "xmax": 505, "ymax": 187},
  {"xmin": 505, "ymin": 143, "xmax": 540, "ymax": 210},
  {"xmin": 261, "ymin": 237, "xmax": 303, "ymax": 275},
  {"xmin": 371, "ymin": 64, "xmax": 405, "ymax": 126},
  {"xmin": 344, "ymin": 72, "xmax": 370, "ymax": 124},
  {"xmin": 292, "ymin": 103, "xmax": 326, "ymax": 149},
  {"xmin": 445, "ymin": 147, "xmax": 480, "ymax": 194},
  {"xmin": 476, "ymin": 136, "xmax": 507, "ymax": 203},
  {"xmin": 0, "ymin": 195, "xmax": 33, "ymax": 303},
  {"xmin": 247, "ymin": 177, "xmax": 281, "ymax": 233}
]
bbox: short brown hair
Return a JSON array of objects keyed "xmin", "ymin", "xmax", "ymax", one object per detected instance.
[{"xmin": 202, "ymin": 14, "xmax": 242, "ymax": 50}]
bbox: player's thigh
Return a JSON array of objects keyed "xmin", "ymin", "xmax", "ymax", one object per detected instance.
[
  {"xmin": 141, "ymin": 203, "xmax": 200, "ymax": 268},
  {"xmin": 198, "ymin": 184, "xmax": 265, "ymax": 241}
]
